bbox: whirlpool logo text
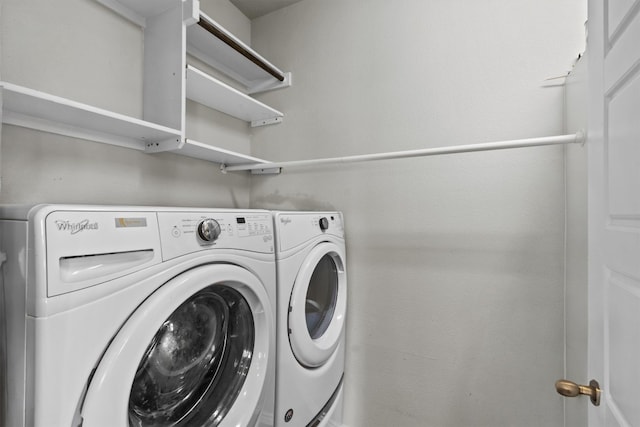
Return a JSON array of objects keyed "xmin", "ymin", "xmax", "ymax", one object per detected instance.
[{"xmin": 55, "ymin": 219, "xmax": 99, "ymax": 234}]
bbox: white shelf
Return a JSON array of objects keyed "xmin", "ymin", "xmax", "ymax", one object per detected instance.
[
  {"xmin": 174, "ymin": 139, "xmax": 268, "ymax": 166},
  {"xmin": 95, "ymin": 0, "xmax": 178, "ymax": 27},
  {"xmin": 186, "ymin": 65, "xmax": 283, "ymax": 127},
  {"xmin": 9, "ymin": 0, "xmax": 284, "ymax": 170},
  {"xmin": 95, "ymin": 0, "xmax": 291, "ymax": 93},
  {"xmin": 0, "ymin": 82, "xmax": 183, "ymax": 151},
  {"xmin": 186, "ymin": 11, "xmax": 291, "ymax": 93}
]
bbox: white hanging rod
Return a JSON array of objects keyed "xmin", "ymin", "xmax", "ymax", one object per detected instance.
[{"xmin": 221, "ymin": 131, "xmax": 585, "ymax": 174}]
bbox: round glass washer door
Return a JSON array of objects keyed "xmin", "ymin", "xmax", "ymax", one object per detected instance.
[
  {"xmin": 289, "ymin": 242, "xmax": 347, "ymax": 368},
  {"xmin": 80, "ymin": 264, "xmax": 272, "ymax": 427}
]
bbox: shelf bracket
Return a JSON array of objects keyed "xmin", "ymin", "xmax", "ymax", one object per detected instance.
[
  {"xmin": 220, "ymin": 163, "xmax": 281, "ymax": 174},
  {"xmin": 251, "ymin": 167, "xmax": 281, "ymax": 175},
  {"xmin": 251, "ymin": 116, "xmax": 283, "ymax": 128},
  {"xmin": 145, "ymin": 137, "xmax": 184, "ymax": 153}
]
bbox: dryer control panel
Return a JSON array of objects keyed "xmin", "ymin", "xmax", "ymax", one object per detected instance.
[
  {"xmin": 274, "ymin": 211, "xmax": 344, "ymax": 252},
  {"xmin": 157, "ymin": 211, "xmax": 274, "ymax": 260}
]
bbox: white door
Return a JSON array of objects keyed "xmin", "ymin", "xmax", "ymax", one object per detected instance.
[
  {"xmin": 587, "ymin": 0, "xmax": 640, "ymax": 425},
  {"xmin": 81, "ymin": 264, "xmax": 273, "ymax": 427},
  {"xmin": 288, "ymin": 242, "xmax": 347, "ymax": 368}
]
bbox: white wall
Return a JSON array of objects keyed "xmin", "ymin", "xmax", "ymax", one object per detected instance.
[
  {"xmin": 0, "ymin": 1, "xmax": 589, "ymax": 425},
  {"xmin": 564, "ymin": 55, "xmax": 588, "ymax": 427},
  {"xmin": 249, "ymin": 1, "xmax": 587, "ymax": 426},
  {"xmin": 0, "ymin": 0, "xmax": 252, "ymax": 208}
]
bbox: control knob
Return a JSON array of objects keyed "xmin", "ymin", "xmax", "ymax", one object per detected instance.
[
  {"xmin": 197, "ymin": 218, "xmax": 221, "ymax": 244},
  {"xmin": 319, "ymin": 217, "xmax": 329, "ymax": 231}
]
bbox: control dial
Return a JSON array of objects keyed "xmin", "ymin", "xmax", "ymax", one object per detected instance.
[
  {"xmin": 197, "ymin": 218, "xmax": 221, "ymax": 244},
  {"xmin": 319, "ymin": 217, "xmax": 329, "ymax": 231}
]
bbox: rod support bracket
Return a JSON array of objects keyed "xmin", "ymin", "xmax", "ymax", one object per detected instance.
[{"xmin": 252, "ymin": 167, "xmax": 281, "ymax": 175}]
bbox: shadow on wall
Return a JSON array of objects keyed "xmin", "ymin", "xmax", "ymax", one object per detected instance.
[
  {"xmin": 252, "ymin": 189, "xmax": 337, "ymax": 211},
  {"xmin": 0, "ymin": 126, "xmax": 251, "ymax": 208}
]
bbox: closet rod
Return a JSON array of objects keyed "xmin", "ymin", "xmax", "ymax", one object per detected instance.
[
  {"xmin": 222, "ymin": 132, "xmax": 584, "ymax": 173},
  {"xmin": 197, "ymin": 15, "xmax": 286, "ymax": 82}
]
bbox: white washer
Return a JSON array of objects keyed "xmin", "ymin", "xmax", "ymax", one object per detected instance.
[
  {"xmin": 0, "ymin": 204, "xmax": 276, "ymax": 427},
  {"xmin": 272, "ymin": 212, "xmax": 347, "ymax": 427}
]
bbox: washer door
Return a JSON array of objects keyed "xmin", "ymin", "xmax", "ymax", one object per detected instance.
[
  {"xmin": 81, "ymin": 264, "xmax": 272, "ymax": 427},
  {"xmin": 288, "ymin": 242, "xmax": 347, "ymax": 368}
]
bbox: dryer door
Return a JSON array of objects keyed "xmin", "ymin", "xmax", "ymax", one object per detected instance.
[
  {"xmin": 81, "ymin": 264, "xmax": 272, "ymax": 427},
  {"xmin": 288, "ymin": 242, "xmax": 347, "ymax": 368}
]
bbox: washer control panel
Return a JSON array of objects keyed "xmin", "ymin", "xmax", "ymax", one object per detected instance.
[{"xmin": 158, "ymin": 211, "xmax": 273, "ymax": 260}]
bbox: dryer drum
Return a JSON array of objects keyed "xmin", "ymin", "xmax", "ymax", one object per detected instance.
[{"xmin": 128, "ymin": 285, "xmax": 255, "ymax": 427}]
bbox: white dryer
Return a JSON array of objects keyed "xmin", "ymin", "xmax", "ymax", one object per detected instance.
[
  {"xmin": 0, "ymin": 204, "xmax": 276, "ymax": 427},
  {"xmin": 272, "ymin": 212, "xmax": 347, "ymax": 427}
]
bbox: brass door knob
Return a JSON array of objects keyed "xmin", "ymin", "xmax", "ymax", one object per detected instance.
[{"xmin": 555, "ymin": 379, "xmax": 601, "ymax": 406}]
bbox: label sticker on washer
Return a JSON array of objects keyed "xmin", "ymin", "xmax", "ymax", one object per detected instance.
[{"xmin": 115, "ymin": 217, "xmax": 148, "ymax": 228}]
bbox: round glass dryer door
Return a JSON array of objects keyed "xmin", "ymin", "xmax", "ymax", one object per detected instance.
[
  {"xmin": 289, "ymin": 242, "xmax": 347, "ymax": 368},
  {"xmin": 80, "ymin": 264, "xmax": 273, "ymax": 427}
]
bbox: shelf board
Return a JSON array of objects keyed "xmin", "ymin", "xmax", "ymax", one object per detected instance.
[
  {"xmin": 186, "ymin": 11, "xmax": 290, "ymax": 92},
  {"xmin": 95, "ymin": 0, "xmax": 291, "ymax": 93},
  {"xmin": 186, "ymin": 65, "xmax": 283, "ymax": 126},
  {"xmin": 94, "ymin": 0, "xmax": 178, "ymax": 27},
  {"xmin": 175, "ymin": 139, "xmax": 269, "ymax": 166},
  {"xmin": 0, "ymin": 82, "xmax": 183, "ymax": 151}
]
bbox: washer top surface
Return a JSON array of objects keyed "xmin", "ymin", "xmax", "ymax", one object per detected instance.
[{"xmin": 2, "ymin": 204, "xmax": 274, "ymax": 252}]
